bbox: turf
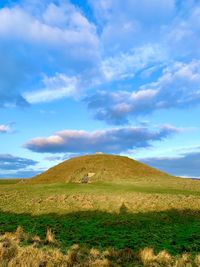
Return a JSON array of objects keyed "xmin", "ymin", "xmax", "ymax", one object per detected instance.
[
  {"xmin": 0, "ymin": 179, "xmax": 200, "ymax": 256},
  {"xmin": 0, "ymin": 209, "xmax": 200, "ymax": 255}
]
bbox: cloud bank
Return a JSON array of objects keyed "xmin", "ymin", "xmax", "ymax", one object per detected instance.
[
  {"xmin": 0, "ymin": 154, "xmax": 40, "ymax": 178},
  {"xmin": 140, "ymin": 151, "xmax": 200, "ymax": 178},
  {"xmin": 24, "ymin": 125, "xmax": 180, "ymax": 154},
  {"xmin": 0, "ymin": 154, "xmax": 38, "ymax": 170}
]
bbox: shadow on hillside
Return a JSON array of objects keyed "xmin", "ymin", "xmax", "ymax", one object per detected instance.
[{"xmin": 0, "ymin": 207, "xmax": 200, "ymax": 254}]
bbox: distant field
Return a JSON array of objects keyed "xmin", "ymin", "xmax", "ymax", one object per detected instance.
[
  {"xmin": 0, "ymin": 178, "xmax": 22, "ymax": 185},
  {"xmin": 0, "ymin": 178, "xmax": 200, "ymax": 264}
]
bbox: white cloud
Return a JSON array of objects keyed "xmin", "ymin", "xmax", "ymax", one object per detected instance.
[
  {"xmin": 0, "ymin": 124, "xmax": 10, "ymax": 133},
  {"xmin": 1, "ymin": 0, "xmax": 200, "ymax": 109},
  {"xmin": 165, "ymin": 4, "xmax": 200, "ymax": 59},
  {"xmin": 0, "ymin": 4, "xmax": 98, "ymax": 50},
  {"xmin": 142, "ymin": 60, "xmax": 200, "ymax": 108},
  {"xmin": 0, "ymin": 1, "xmax": 100, "ymax": 107},
  {"xmin": 90, "ymin": 0, "xmax": 175, "ymax": 26},
  {"xmin": 89, "ymin": 0, "xmax": 176, "ymax": 54},
  {"xmin": 101, "ymin": 44, "xmax": 167, "ymax": 82},
  {"xmin": 86, "ymin": 60, "xmax": 200, "ymax": 124},
  {"xmin": 24, "ymin": 73, "xmax": 79, "ymax": 103}
]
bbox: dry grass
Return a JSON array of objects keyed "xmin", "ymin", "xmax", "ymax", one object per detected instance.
[
  {"xmin": 140, "ymin": 248, "xmax": 173, "ymax": 266},
  {"xmin": 1, "ymin": 188, "xmax": 200, "ymax": 216},
  {"xmin": 45, "ymin": 228, "xmax": 55, "ymax": 244},
  {"xmin": 0, "ymin": 229, "xmax": 200, "ymax": 267}
]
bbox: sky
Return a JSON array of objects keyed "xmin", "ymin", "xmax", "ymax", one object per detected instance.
[{"xmin": 0, "ymin": 0, "xmax": 200, "ymax": 178}]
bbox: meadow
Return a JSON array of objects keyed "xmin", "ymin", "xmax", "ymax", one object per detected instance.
[{"xmin": 0, "ymin": 178, "xmax": 200, "ymax": 266}]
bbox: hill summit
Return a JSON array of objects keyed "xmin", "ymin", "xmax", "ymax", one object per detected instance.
[{"xmin": 29, "ymin": 154, "xmax": 172, "ymax": 184}]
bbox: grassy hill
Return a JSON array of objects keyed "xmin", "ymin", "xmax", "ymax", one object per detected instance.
[{"xmin": 28, "ymin": 154, "xmax": 173, "ymax": 184}]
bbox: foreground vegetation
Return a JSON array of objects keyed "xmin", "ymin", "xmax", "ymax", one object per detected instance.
[
  {"xmin": 1, "ymin": 208, "xmax": 200, "ymax": 256},
  {"xmin": 1, "ymin": 227, "xmax": 200, "ymax": 267},
  {"xmin": 0, "ymin": 179, "xmax": 200, "ymax": 266}
]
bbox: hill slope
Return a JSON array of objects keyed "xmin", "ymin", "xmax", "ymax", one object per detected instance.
[{"xmin": 29, "ymin": 154, "xmax": 173, "ymax": 184}]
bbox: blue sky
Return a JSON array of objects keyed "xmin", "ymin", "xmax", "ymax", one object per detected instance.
[{"xmin": 0, "ymin": 0, "xmax": 200, "ymax": 178}]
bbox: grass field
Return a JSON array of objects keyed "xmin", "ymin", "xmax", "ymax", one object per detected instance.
[
  {"xmin": 0, "ymin": 178, "xmax": 200, "ymax": 265},
  {"xmin": 0, "ymin": 179, "xmax": 22, "ymax": 185}
]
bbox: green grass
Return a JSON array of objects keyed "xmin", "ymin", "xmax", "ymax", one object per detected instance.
[
  {"xmin": 0, "ymin": 179, "xmax": 200, "ymax": 258},
  {"xmin": 0, "ymin": 209, "xmax": 200, "ymax": 255},
  {"xmin": 40, "ymin": 181, "xmax": 200, "ymax": 196}
]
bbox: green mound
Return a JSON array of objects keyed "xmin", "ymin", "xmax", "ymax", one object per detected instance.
[{"xmin": 29, "ymin": 154, "xmax": 173, "ymax": 184}]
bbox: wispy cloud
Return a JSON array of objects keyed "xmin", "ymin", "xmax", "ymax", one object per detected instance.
[
  {"xmin": 86, "ymin": 60, "xmax": 200, "ymax": 124},
  {"xmin": 0, "ymin": 124, "xmax": 10, "ymax": 133},
  {"xmin": 24, "ymin": 73, "xmax": 79, "ymax": 103},
  {"xmin": 101, "ymin": 44, "xmax": 167, "ymax": 82},
  {"xmin": 89, "ymin": 0, "xmax": 175, "ymax": 53}
]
